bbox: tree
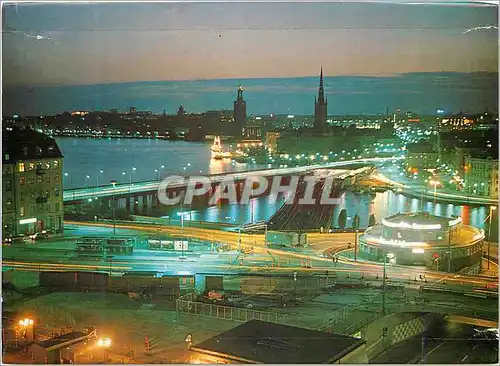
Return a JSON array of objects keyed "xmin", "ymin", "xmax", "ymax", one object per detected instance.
[
  {"xmin": 353, "ymin": 214, "xmax": 360, "ymax": 230},
  {"xmin": 369, "ymin": 214, "xmax": 376, "ymax": 227},
  {"xmin": 338, "ymin": 209, "xmax": 348, "ymax": 230}
]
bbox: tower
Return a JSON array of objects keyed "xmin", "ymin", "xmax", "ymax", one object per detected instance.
[
  {"xmin": 314, "ymin": 67, "xmax": 328, "ymax": 132},
  {"xmin": 233, "ymin": 85, "xmax": 246, "ymax": 137}
]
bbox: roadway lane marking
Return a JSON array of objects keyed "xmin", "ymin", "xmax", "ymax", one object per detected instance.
[
  {"xmin": 426, "ymin": 341, "xmax": 445, "ymax": 357},
  {"xmin": 461, "ymin": 354, "xmax": 468, "ymax": 363}
]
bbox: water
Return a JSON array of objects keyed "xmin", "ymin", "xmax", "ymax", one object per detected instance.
[
  {"xmin": 59, "ymin": 137, "xmax": 497, "ymax": 238},
  {"xmin": 57, "ymin": 137, "xmax": 266, "ymax": 188}
]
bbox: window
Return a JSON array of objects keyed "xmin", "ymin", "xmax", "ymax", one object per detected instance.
[
  {"xmin": 30, "ymin": 192, "xmax": 35, "ymax": 199},
  {"xmin": 45, "ymin": 190, "xmax": 50, "ymax": 198},
  {"xmin": 37, "ymin": 175, "xmax": 42, "ymax": 183},
  {"xmin": 36, "ymin": 146, "xmax": 42, "ymax": 156},
  {"xmin": 27, "ymin": 162, "xmax": 35, "ymax": 171},
  {"xmin": 45, "ymin": 161, "xmax": 51, "ymax": 170},
  {"xmin": 4, "ymin": 153, "xmax": 9, "ymax": 161},
  {"xmin": 22, "ymin": 147, "xmax": 28, "ymax": 156},
  {"xmin": 5, "ymin": 180, "xmax": 12, "ymax": 191},
  {"xmin": 6, "ymin": 199, "xmax": 12, "ymax": 209},
  {"xmin": 19, "ymin": 162, "xmax": 25, "ymax": 172},
  {"xmin": 36, "ymin": 162, "xmax": 43, "ymax": 171},
  {"xmin": 45, "ymin": 176, "xmax": 50, "ymax": 183},
  {"xmin": 54, "ymin": 203, "xmax": 60, "ymax": 212},
  {"xmin": 54, "ymin": 174, "xmax": 60, "ymax": 182},
  {"xmin": 20, "ymin": 177, "xmax": 25, "ymax": 185},
  {"xmin": 53, "ymin": 160, "xmax": 59, "ymax": 169},
  {"xmin": 20, "ymin": 206, "xmax": 25, "ymax": 217},
  {"xmin": 54, "ymin": 188, "xmax": 60, "ymax": 196}
]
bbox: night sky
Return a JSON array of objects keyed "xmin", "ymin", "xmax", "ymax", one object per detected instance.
[{"xmin": 2, "ymin": 1, "xmax": 498, "ymax": 115}]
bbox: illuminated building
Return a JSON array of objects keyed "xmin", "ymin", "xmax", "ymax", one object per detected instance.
[
  {"xmin": 359, "ymin": 212, "xmax": 484, "ymax": 273},
  {"xmin": 233, "ymin": 85, "xmax": 246, "ymax": 137},
  {"xmin": 405, "ymin": 142, "xmax": 439, "ymax": 172},
  {"xmin": 314, "ymin": 67, "xmax": 328, "ymax": 132},
  {"xmin": 464, "ymin": 153, "xmax": 499, "ymax": 198},
  {"xmin": 438, "ymin": 114, "xmax": 475, "ymax": 132},
  {"xmin": 2, "ymin": 127, "xmax": 64, "ymax": 238},
  {"xmin": 265, "ymin": 131, "xmax": 281, "ymax": 152}
]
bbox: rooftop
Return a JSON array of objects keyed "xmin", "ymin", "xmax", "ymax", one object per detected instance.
[
  {"xmin": 3, "ymin": 127, "xmax": 63, "ymax": 164},
  {"xmin": 191, "ymin": 320, "xmax": 364, "ymax": 364},
  {"xmin": 33, "ymin": 332, "xmax": 88, "ymax": 350},
  {"xmin": 406, "ymin": 142, "xmax": 436, "ymax": 154},
  {"xmin": 382, "ymin": 211, "xmax": 462, "ymax": 230}
]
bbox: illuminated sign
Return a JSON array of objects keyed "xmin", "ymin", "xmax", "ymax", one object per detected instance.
[
  {"xmin": 366, "ymin": 236, "xmax": 427, "ymax": 248},
  {"xmin": 19, "ymin": 218, "xmax": 37, "ymax": 225},
  {"xmin": 174, "ymin": 240, "xmax": 188, "ymax": 251},
  {"xmin": 448, "ymin": 217, "xmax": 462, "ymax": 227},
  {"xmin": 382, "ymin": 219, "xmax": 441, "ymax": 230},
  {"xmin": 412, "ymin": 248, "xmax": 425, "ymax": 254}
]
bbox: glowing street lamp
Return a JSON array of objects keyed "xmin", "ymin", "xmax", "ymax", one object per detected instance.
[
  {"xmin": 97, "ymin": 337, "xmax": 112, "ymax": 361},
  {"xmin": 429, "ymin": 179, "xmax": 440, "ymax": 204},
  {"xmin": 111, "ymin": 180, "xmax": 117, "ymax": 235}
]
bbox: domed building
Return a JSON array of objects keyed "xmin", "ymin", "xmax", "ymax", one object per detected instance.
[{"xmin": 358, "ymin": 211, "xmax": 484, "ymax": 274}]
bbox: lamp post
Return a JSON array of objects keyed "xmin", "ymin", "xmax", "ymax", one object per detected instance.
[
  {"xmin": 97, "ymin": 337, "xmax": 112, "ymax": 362},
  {"xmin": 155, "ymin": 169, "xmax": 159, "ymax": 182},
  {"xmin": 382, "ymin": 251, "xmax": 393, "ymax": 315},
  {"xmin": 96, "ymin": 170, "xmax": 104, "ymax": 194},
  {"xmin": 86, "ymin": 174, "xmax": 91, "ymax": 191},
  {"xmin": 111, "ymin": 180, "xmax": 117, "ymax": 236},
  {"xmin": 488, "ymin": 206, "xmax": 497, "ymax": 270},
  {"xmin": 429, "ymin": 179, "xmax": 439, "ymax": 206}
]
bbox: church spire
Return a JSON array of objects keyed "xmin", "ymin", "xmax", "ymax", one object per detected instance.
[{"xmin": 318, "ymin": 66, "xmax": 325, "ymax": 104}]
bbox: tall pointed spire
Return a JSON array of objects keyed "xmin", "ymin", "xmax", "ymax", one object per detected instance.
[{"xmin": 318, "ymin": 66, "xmax": 325, "ymax": 104}]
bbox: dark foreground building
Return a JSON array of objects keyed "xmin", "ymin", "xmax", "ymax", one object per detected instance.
[
  {"xmin": 189, "ymin": 320, "xmax": 367, "ymax": 364},
  {"xmin": 2, "ymin": 127, "xmax": 64, "ymax": 238}
]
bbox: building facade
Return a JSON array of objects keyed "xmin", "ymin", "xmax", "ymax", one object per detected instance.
[
  {"xmin": 405, "ymin": 142, "xmax": 439, "ymax": 172},
  {"xmin": 2, "ymin": 128, "xmax": 64, "ymax": 238},
  {"xmin": 314, "ymin": 67, "xmax": 328, "ymax": 132},
  {"xmin": 233, "ymin": 86, "xmax": 246, "ymax": 137},
  {"xmin": 464, "ymin": 155, "xmax": 499, "ymax": 198}
]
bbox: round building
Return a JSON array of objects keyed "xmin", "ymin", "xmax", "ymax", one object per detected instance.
[{"xmin": 358, "ymin": 211, "xmax": 484, "ymax": 274}]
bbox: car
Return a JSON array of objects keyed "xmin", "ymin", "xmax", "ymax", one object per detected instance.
[
  {"xmin": 3, "ymin": 235, "xmax": 27, "ymax": 245},
  {"xmin": 30, "ymin": 230, "xmax": 53, "ymax": 241}
]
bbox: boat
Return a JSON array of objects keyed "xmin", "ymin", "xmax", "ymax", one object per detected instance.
[{"xmin": 211, "ymin": 136, "xmax": 231, "ymax": 159}]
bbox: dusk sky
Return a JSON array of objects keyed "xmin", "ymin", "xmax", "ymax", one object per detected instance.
[
  {"xmin": 2, "ymin": 1, "xmax": 498, "ymax": 115},
  {"xmin": 3, "ymin": 1, "xmax": 498, "ymax": 86}
]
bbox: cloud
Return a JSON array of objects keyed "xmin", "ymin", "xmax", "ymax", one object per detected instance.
[{"xmin": 463, "ymin": 25, "xmax": 498, "ymax": 33}]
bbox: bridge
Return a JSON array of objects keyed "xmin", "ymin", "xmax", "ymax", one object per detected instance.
[{"xmin": 63, "ymin": 157, "xmax": 401, "ymax": 205}]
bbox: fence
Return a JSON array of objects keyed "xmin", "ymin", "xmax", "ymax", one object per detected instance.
[{"xmin": 176, "ymin": 292, "xmax": 303, "ymax": 328}]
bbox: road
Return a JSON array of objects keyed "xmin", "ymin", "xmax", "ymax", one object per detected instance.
[
  {"xmin": 371, "ymin": 322, "xmax": 498, "ymax": 364},
  {"xmin": 63, "ymin": 157, "xmax": 401, "ymax": 202},
  {"xmin": 3, "ymin": 222, "xmax": 497, "ymax": 292},
  {"xmin": 377, "ymin": 164, "xmax": 499, "ymax": 206}
]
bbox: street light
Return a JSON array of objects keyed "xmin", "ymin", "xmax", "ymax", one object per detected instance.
[
  {"xmin": 429, "ymin": 179, "xmax": 440, "ymax": 205},
  {"xmin": 97, "ymin": 337, "xmax": 112, "ymax": 362},
  {"xmin": 111, "ymin": 180, "xmax": 117, "ymax": 236},
  {"xmin": 488, "ymin": 206, "xmax": 497, "ymax": 270},
  {"xmin": 155, "ymin": 169, "xmax": 159, "ymax": 182},
  {"xmin": 382, "ymin": 251, "xmax": 394, "ymax": 315}
]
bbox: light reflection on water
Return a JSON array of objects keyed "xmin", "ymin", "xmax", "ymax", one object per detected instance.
[
  {"xmin": 57, "ymin": 137, "xmax": 497, "ymax": 241},
  {"xmin": 181, "ymin": 191, "xmax": 496, "ymax": 240}
]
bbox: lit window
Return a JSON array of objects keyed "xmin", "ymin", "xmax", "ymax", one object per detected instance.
[
  {"xmin": 19, "ymin": 162, "xmax": 25, "ymax": 172},
  {"xmin": 37, "ymin": 175, "xmax": 42, "ymax": 183},
  {"xmin": 19, "ymin": 177, "xmax": 25, "ymax": 185},
  {"xmin": 29, "ymin": 177, "xmax": 35, "ymax": 184},
  {"xmin": 6, "ymin": 199, "xmax": 12, "ymax": 208},
  {"xmin": 54, "ymin": 174, "xmax": 60, "ymax": 182},
  {"xmin": 27, "ymin": 162, "xmax": 35, "ymax": 171},
  {"xmin": 53, "ymin": 160, "xmax": 59, "ymax": 169},
  {"xmin": 45, "ymin": 162, "xmax": 51, "ymax": 170},
  {"xmin": 20, "ymin": 206, "xmax": 25, "ymax": 216}
]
